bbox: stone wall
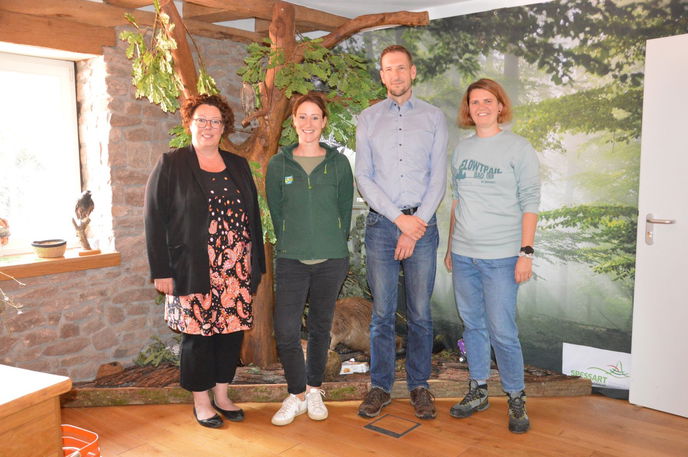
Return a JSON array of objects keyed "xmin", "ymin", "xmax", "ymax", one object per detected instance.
[{"xmin": 1, "ymin": 30, "xmax": 248, "ymax": 381}]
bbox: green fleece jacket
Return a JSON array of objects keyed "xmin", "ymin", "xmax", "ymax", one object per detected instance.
[{"xmin": 266, "ymin": 143, "xmax": 354, "ymax": 260}]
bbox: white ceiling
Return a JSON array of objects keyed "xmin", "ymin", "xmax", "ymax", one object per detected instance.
[
  {"xmin": 283, "ymin": 0, "xmax": 548, "ymax": 20},
  {"xmin": 95, "ymin": 0, "xmax": 550, "ymax": 30}
]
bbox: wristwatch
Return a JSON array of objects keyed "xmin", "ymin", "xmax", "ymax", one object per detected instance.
[{"xmin": 519, "ymin": 246, "xmax": 534, "ymax": 258}]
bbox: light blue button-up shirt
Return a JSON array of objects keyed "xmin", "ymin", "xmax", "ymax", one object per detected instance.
[{"xmin": 355, "ymin": 95, "xmax": 448, "ymax": 223}]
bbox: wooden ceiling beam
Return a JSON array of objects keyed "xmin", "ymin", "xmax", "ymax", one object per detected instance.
[
  {"xmin": 184, "ymin": 0, "xmax": 347, "ymax": 31},
  {"xmin": 184, "ymin": 18, "xmax": 262, "ymax": 43},
  {"xmin": 0, "ymin": 0, "xmax": 262, "ymax": 45},
  {"xmin": 183, "ymin": 2, "xmax": 249, "ymax": 22},
  {"xmin": 0, "ymin": 10, "xmax": 115, "ymax": 55},
  {"xmin": 184, "ymin": 3, "xmax": 320, "ymax": 34},
  {"xmin": 103, "ymin": 0, "xmax": 154, "ymax": 7},
  {"xmin": 254, "ymin": 18, "xmax": 271, "ymax": 34}
]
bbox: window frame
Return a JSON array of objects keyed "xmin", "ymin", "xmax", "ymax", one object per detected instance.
[{"xmin": 0, "ymin": 51, "xmax": 82, "ymax": 256}]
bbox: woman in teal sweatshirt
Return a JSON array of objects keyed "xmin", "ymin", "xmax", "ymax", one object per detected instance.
[
  {"xmin": 266, "ymin": 92, "xmax": 354, "ymax": 426},
  {"xmin": 445, "ymin": 79, "xmax": 540, "ymax": 434}
]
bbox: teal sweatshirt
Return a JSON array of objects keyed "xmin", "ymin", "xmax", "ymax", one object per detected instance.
[
  {"xmin": 266, "ymin": 143, "xmax": 354, "ymax": 260},
  {"xmin": 450, "ymin": 130, "xmax": 540, "ymax": 259}
]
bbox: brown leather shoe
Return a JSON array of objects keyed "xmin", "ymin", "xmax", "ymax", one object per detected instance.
[
  {"xmin": 358, "ymin": 387, "xmax": 391, "ymax": 418},
  {"xmin": 409, "ymin": 387, "xmax": 437, "ymax": 419}
]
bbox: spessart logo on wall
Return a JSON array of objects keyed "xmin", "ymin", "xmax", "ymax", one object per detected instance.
[
  {"xmin": 570, "ymin": 361, "xmax": 630, "ymax": 386},
  {"xmin": 562, "ymin": 343, "xmax": 632, "ymax": 389}
]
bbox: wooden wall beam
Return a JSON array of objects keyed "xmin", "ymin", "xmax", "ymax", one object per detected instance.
[
  {"xmin": 0, "ymin": 0, "xmax": 262, "ymax": 45},
  {"xmin": 1, "ymin": 0, "xmax": 135, "ymax": 26},
  {"xmin": 0, "ymin": 11, "xmax": 115, "ymax": 55}
]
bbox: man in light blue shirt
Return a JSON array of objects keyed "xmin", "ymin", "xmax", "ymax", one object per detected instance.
[{"xmin": 355, "ymin": 45, "xmax": 448, "ymax": 420}]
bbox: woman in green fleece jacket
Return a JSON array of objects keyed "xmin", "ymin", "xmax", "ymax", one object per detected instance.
[{"xmin": 265, "ymin": 92, "xmax": 354, "ymax": 426}]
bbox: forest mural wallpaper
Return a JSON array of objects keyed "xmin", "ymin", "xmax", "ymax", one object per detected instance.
[{"xmin": 341, "ymin": 0, "xmax": 688, "ymax": 371}]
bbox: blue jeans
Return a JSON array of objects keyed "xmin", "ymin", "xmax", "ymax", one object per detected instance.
[
  {"xmin": 365, "ymin": 212, "xmax": 438, "ymax": 392},
  {"xmin": 451, "ymin": 253, "xmax": 525, "ymax": 394}
]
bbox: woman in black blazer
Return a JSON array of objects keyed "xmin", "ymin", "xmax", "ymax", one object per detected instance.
[{"xmin": 144, "ymin": 94, "xmax": 265, "ymax": 428}]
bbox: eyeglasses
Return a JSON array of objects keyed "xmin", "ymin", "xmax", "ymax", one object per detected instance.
[{"xmin": 193, "ymin": 118, "xmax": 224, "ymax": 129}]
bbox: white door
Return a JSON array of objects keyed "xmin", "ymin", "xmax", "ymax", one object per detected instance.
[{"xmin": 630, "ymin": 33, "xmax": 688, "ymax": 418}]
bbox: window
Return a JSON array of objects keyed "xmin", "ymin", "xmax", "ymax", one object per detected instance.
[{"xmin": 0, "ymin": 52, "xmax": 81, "ymax": 255}]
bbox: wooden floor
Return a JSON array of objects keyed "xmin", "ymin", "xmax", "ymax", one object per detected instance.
[{"xmin": 61, "ymin": 396, "xmax": 688, "ymax": 457}]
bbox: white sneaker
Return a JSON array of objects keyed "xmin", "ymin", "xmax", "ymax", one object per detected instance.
[
  {"xmin": 271, "ymin": 394, "xmax": 307, "ymax": 426},
  {"xmin": 306, "ymin": 387, "xmax": 328, "ymax": 421}
]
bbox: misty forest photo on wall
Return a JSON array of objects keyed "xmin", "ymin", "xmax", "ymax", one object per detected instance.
[{"xmin": 342, "ymin": 0, "xmax": 688, "ymax": 371}]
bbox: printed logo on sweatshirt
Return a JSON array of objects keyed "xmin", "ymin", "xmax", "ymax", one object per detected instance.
[
  {"xmin": 456, "ymin": 159, "xmax": 502, "ymax": 183},
  {"xmin": 284, "ymin": 176, "xmax": 294, "ymax": 184}
]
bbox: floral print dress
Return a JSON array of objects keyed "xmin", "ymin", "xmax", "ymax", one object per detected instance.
[{"xmin": 165, "ymin": 169, "xmax": 253, "ymax": 335}]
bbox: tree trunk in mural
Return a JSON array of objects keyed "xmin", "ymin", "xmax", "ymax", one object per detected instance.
[
  {"xmin": 503, "ymin": 53, "xmax": 519, "ymax": 105},
  {"xmin": 159, "ymin": 0, "xmax": 428, "ymax": 366}
]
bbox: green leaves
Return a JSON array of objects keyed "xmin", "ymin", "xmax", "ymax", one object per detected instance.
[
  {"xmin": 197, "ymin": 68, "xmax": 219, "ymax": 96},
  {"xmin": 513, "ymin": 84, "xmax": 643, "ymax": 152},
  {"xmin": 339, "ymin": 213, "xmax": 371, "ymax": 300},
  {"xmin": 168, "ymin": 125, "xmax": 191, "ymax": 149},
  {"xmin": 238, "ymin": 38, "xmax": 384, "ymax": 150},
  {"xmin": 405, "ymin": 0, "xmax": 687, "ymax": 86},
  {"xmin": 539, "ymin": 205, "xmax": 638, "ymax": 282},
  {"xmin": 237, "ymin": 39, "xmax": 275, "ymax": 85},
  {"xmin": 119, "ymin": 6, "xmax": 183, "ymax": 113},
  {"xmin": 134, "ymin": 335, "xmax": 181, "ymax": 367},
  {"xmin": 119, "ymin": 1, "xmax": 220, "ymax": 113},
  {"xmin": 279, "ymin": 116, "xmax": 297, "ymax": 146},
  {"xmin": 249, "ymin": 161, "xmax": 276, "ymax": 245}
]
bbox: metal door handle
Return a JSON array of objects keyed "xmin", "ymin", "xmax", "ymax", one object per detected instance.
[
  {"xmin": 645, "ymin": 213, "xmax": 676, "ymax": 245},
  {"xmin": 646, "ymin": 217, "xmax": 675, "ymax": 224}
]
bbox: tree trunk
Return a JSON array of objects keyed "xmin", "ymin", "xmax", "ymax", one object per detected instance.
[
  {"xmin": 503, "ymin": 53, "xmax": 520, "ymax": 105},
  {"xmin": 239, "ymin": 1, "xmax": 297, "ymax": 367},
  {"xmin": 159, "ymin": 0, "xmax": 198, "ymax": 99}
]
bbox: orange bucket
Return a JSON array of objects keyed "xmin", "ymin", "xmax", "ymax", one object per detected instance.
[{"xmin": 62, "ymin": 424, "xmax": 100, "ymax": 457}]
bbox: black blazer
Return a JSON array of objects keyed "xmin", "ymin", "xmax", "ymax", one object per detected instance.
[{"xmin": 144, "ymin": 146, "xmax": 265, "ymax": 296}]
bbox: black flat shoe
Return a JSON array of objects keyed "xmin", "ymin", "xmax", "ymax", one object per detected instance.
[
  {"xmin": 193, "ymin": 407, "xmax": 223, "ymax": 428},
  {"xmin": 212, "ymin": 399, "xmax": 245, "ymax": 422}
]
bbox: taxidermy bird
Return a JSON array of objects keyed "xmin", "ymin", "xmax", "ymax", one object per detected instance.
[
  {"xmin": 240, "ymin": 82, "xmax": 257, "ymax": 118},
  {"xmin": 75, "ymin": 190, "xmax": 95, "ymax": 221},
  {"xmin": 73, "ymin": 190, "xmax": 95, "ymax": 251},
  {"xmin": 0, "ymin": 218, "xmax": 9, "ymax": 247}
]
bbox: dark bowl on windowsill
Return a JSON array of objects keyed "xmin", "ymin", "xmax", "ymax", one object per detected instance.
[{"xmin": 31, "ymin": 239, "xmax": 67, "ymax": 258}]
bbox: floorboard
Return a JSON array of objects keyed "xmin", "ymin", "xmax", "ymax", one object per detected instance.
[{"xmin": 61, "ymin": 396, "xmax": 688, "ymax": 457}]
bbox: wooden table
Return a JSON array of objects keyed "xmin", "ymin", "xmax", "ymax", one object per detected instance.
[{"xmin": 0, "ymin": 365, "xmax": 72, "ymax": 457}]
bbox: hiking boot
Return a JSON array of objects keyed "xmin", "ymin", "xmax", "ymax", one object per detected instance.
[
  {"xmin": 306, "ymin": 387, "xmax": 328, "ymax": 421},
  {"xmin": 449, "ymin": 380, "xmax": 489, "ymax": 418},
  {"xmin": 358, "ymin": 387, "xmax": 391, "ymax": 418},
  {"xmin": 409, "ymin": 387, "xmax": 437, "ymax": 419},
  {"xmin": 271, "ymin": 394, "xmax": 307, "ymax": 426},
  {"xmin": 507, "ymin": 390, "xmax": 530, "ymax": 433}
]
